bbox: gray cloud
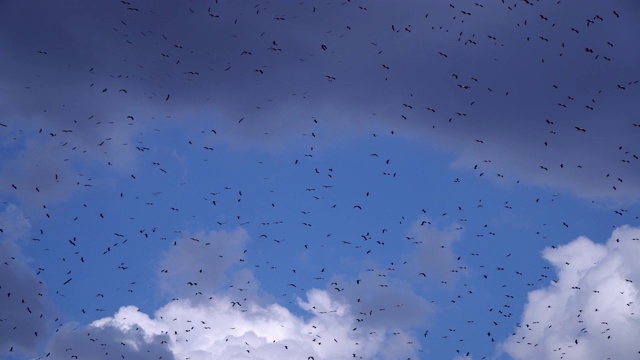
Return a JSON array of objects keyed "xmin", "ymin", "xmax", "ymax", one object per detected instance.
[
  {"xmin": 407, "ymin": 218, "xmax": 466, "ymax": 284},
  {"xmin": 0, "ymin": 205, "xmax": 55, "ymax": 355},
  {"xmin": 158, "ymin": 228, "xmax": 250, "ymax": 297},
  {"xmin": 45, "ymin": 320, "xmax": 175, "ymax": 360},
  {"xmin": 1, "ymin": 0, "xmax": 639, "ymax": 205},
  {"xmin": 331, "ymin": 271, "xmax": 435, "ymax": 331}
]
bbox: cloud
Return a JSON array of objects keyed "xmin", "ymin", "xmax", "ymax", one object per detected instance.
[
  {"xmin": 44, "ymin": 289, "xmax": 418, "ymax": 360},
  {"xmin": 158, "ymin": 228, "xmax": 251, "ymax": 297},
  {"xmin": 0, "ymin": 205, "xmax": 55, "ymax": 355},
  {"xmin": 1, "ymin": 0, "xmax": 639, "ymax": 203},
  {"xmin": 45, "ymin": 317, "xmax": 175, "ymax": 360},
  {"xmin": 0, "ymin": 96, "xmax": 146, "ymax": 212},
  {"xmin": 501, "ymin": 225, "xmax": 640, "ymax": 359},
  {"xmin": 0, "ymin": 137, "xmax": 77, "ymax": 208},
  {"xmin": 406, "ymin": 218, "xmax": 466, "ymax": 284},
  {"xmin": 39, "ymin": 224, "xmax": 426, "ymax": 359},
  {"xmin": 319, "ymin": 269, "xmax": 435, "ymax": 333}
]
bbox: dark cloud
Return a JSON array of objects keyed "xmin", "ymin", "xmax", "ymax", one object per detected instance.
[
  {"xmin": 2, "ymin": 3, "xmax": 639, "ymax": 359},
  {"xmin": 1, "ymin": 0, "xmax": 639, "ymax": 203},
  {"xmin": 0, "ymin": 205, "xmax": 54, "ymax": 355}
]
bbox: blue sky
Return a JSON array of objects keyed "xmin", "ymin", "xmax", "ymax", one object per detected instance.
[{"xmin": 1, "ymin": 1, "xmax": 640, "ymax": 359}]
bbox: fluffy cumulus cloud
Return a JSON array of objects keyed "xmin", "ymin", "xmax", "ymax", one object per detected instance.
[
  {"xmin": 45, "ymin": 289, "xmax": 418, "ymax": 360},
  {"xmin": 501, "ymin": 225, "xmax": 640, "ymax": 359}
]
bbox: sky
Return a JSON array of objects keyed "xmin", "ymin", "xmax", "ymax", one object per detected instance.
[{"xmin": 0, "ymin": 0, "xmax": 639, "ymax": 359}]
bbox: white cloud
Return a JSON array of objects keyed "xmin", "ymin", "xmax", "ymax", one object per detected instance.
[
  {"xmin": 45, "ymin": 319, "xmax": 175, "ymax": 360},
  {"xmin": 46, "ymin": 289, "xmax": 418, "ymax": 360},
  {"xmin": 501, "ymin": 225, "xmax": 640, "ymax": 359}
]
